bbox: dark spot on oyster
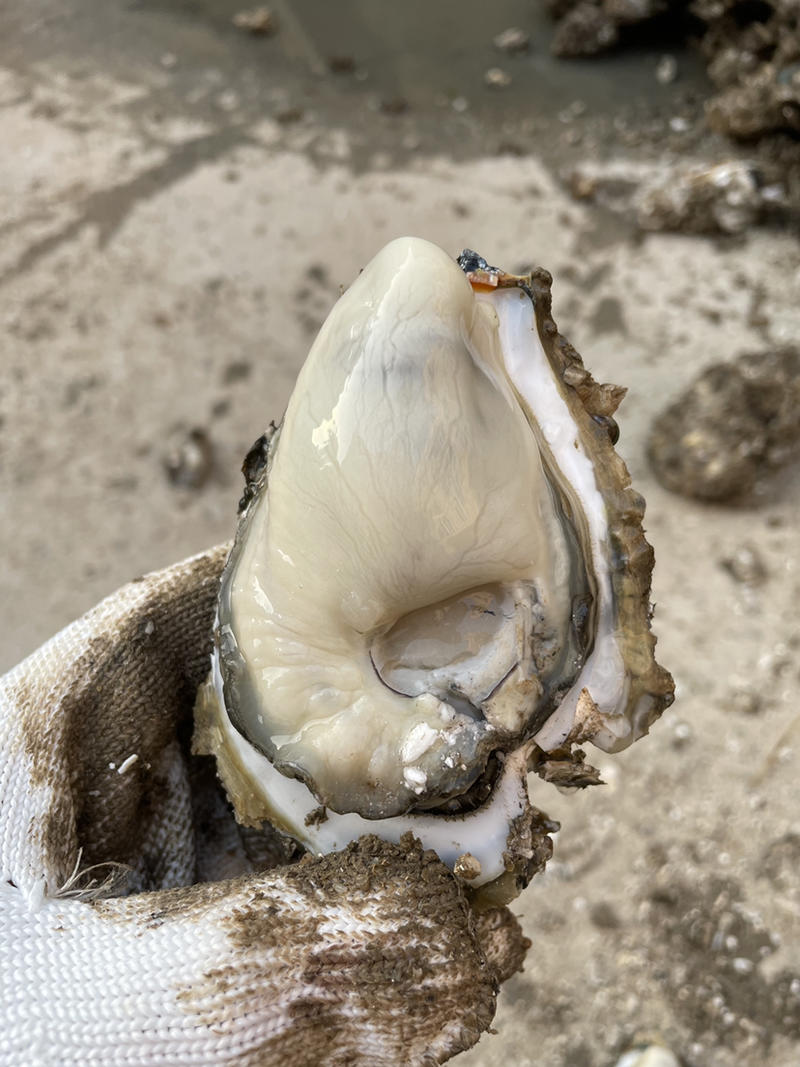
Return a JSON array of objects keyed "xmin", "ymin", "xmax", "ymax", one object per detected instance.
[{"xmin": 238, "ymin": 421, "xmax": 279, "ymax": 513}]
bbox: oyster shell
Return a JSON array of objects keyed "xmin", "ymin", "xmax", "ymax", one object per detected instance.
[{"xmin": 196, "ymin": 237, "xmax": 673, "ymax": 900}]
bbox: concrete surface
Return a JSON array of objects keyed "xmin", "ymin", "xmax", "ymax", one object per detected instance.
[{"xmin": 1, "ymin": 3, "xmax": 799, "ymax": 1065}]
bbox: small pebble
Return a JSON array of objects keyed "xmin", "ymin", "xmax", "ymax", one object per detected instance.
[
  {"xmin": 493, "ymin": 27, "xmax": 530, "ymax": 54},
  {"xmin": 655, "ymin": 54, "xmax": 677, "ymax": 85},
  {"xmin": 567, "ymin": 170, "xmax": 597, "ymax": 200},
  {"xmin": 672, "ymin": 720, "xmax": 692, "ymax": 747},
  {"xmin": 232, "ymin": 7, "xmax": 277, "ymax": 35},
  {"xmin": 484, "ymin": 67, "xmax": 512, "ymax": 89},
  {"xmin": 454, "ymin": 853, "xmax": 482, "ymax": 880},
  {"xmin": 721, "ymin": 544, "xmax": 768, "ymax": 585},
  {"xmin": 163, "ymin": 427, "xmax": 215, "ymax": 490}
]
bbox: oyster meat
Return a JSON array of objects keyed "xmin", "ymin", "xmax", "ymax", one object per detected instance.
[{"xmin": 196, "ymin": 237, "xmax": 673, "ymax": 901}]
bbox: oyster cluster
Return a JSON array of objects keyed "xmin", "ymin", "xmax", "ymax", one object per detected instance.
[{"xmin": 196, "ymin": 237, "xmax": 673, "ymax": 903}]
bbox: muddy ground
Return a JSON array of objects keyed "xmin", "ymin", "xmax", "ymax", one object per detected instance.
[{"xmin": 1, "ymin": 3, "xmax": 799, "ymax": 1065}]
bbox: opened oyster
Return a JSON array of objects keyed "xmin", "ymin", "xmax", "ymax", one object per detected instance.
[{"xmin": 195, "ymin": 237, "xmax": 673, "ymax": 902}]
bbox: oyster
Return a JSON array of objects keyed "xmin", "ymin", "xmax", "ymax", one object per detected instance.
[{"xmin": 196, "ymin": 237, "xmax": 673, "ymax": 900}]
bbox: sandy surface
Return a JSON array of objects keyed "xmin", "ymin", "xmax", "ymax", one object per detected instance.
[{"xmin": 1, "ymin": 4, "xmax": 799, "ymax": 1066}]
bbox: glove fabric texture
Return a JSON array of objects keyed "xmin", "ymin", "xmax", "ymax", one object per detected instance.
[{"xmin": 0, "ymin": 547, "xmax": 528, "ymax": 1066}]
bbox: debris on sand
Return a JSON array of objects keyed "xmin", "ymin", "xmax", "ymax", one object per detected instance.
[
  {"xmin": 484, "ymin": 67, "xmax": 513, "ymax": 89},
  {"xmin": 654, "ymin": 54, "xmax": 677, "ymax": 85},
  {"xmin": 694, "ymin": 0, "xmax": 800, "ymax": 140},
  {"xmin": 721, "ymin": 544, "xmax": 768, "ymax": 586},
  {"xmin": 162, "ymin": 427, "xmax": 215, "ymax": 490},
  {"xmin": 647, "ymin": 347, "xmax": 800, "ymax": 502},
  {"xmin": 565, "ymin": 158, "xmax": 787, "ymax": 234},
  {"xmin": 493, "ymin": 27, "xmax": 530, "ymax": 54},
  {"xmin": 546, "ymin": 0, "xmax": 673, "ymax": 58},
  {"xmin": 232, "ymin": 7, "xmax": 277, "ymax": 36},
  {"xmin": 549, "ymin": 2, "xmax": 619, "ymax": 58},
  {"xmin": 636, "ymin": 160, "xmax": 785, "ymax": 234},
  {"xmin": 545, "ymin": 0, "xmax": 800, "ymax": 142},
  {"xmin": 726, "ymin": 687, "xmax": 763, "ymax": 716}
]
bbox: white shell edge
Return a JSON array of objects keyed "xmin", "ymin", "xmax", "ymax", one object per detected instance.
[
  {"xmin": 211, "ymin": 648, "xmax": 531, "ymax": 888},
  {"xmin": 479, "ymin": 287, "xmax": 628, "ymax": 752}
]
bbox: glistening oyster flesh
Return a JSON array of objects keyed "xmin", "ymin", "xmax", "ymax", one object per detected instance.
[{"xmin": 195, "ymin": 237, "xmax": 673, "ymax": 900}]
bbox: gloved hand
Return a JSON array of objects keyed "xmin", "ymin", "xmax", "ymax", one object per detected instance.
[{"xmin": 0, "ymin": 547, "xmax": 528, "ymax": 1067}]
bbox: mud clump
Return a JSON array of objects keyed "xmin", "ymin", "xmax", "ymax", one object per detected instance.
[
  {"xmin": 545, "ymin": 0, "xmax": 682, "ymax": 59},
  {"xmin": 545, "ymin": 0, "xmax": 800, "ymax": 148},
  {"xmin": 647, "ymin": 347, "xmax": 800, "ymax": 502},
  {"xmin": 549, "ymin": 1, "xmax": 620, "ymax": 58},
  {"xmin": 568, "ymin": 158, "xmax": 787, "ymax": 234},
  {"xmin": 695, "ymin": 0, "xmax": 800, "ymax": 140},
  {"xmin": 635, "ymin": 160, "xmax": 785, "ymax": 234}
]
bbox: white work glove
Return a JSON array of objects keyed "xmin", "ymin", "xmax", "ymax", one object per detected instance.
[{"xmin": 0, "ymin": 546, "xmax": 528, "ymax": 1067}]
